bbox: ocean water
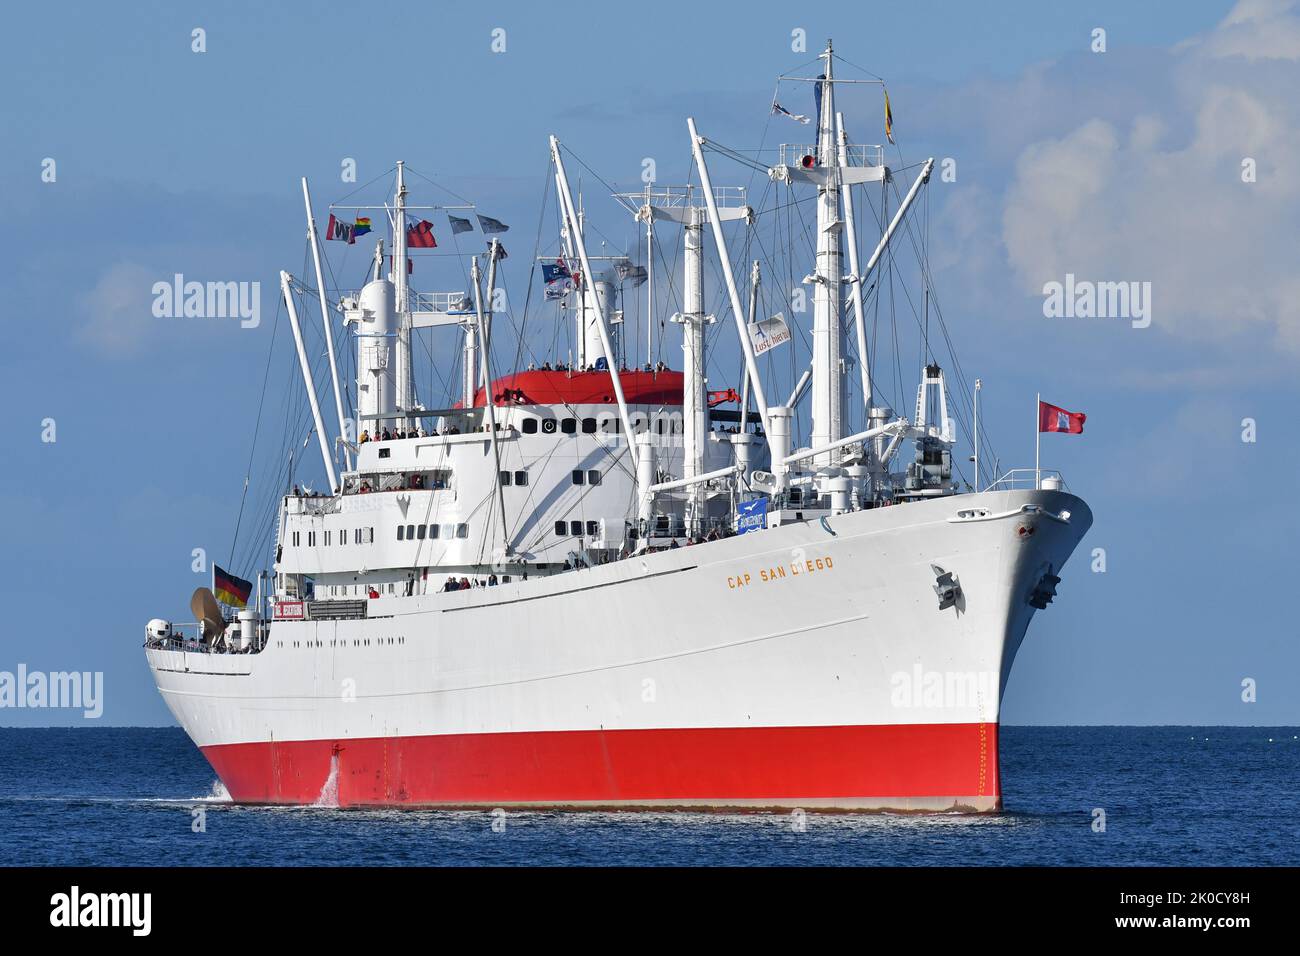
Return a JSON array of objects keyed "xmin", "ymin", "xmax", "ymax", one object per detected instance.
[{"xmin": 0, "ymin": 726, "xmax": 1295, "ymax": 866}]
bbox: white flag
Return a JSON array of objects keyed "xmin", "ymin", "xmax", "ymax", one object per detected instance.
[{"xmin": 748, "ymin": 312, "xmax": 791, "ymax": 356}]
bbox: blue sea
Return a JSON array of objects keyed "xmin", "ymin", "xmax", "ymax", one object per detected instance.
[{"xmin": 0, "ymin": 726, "xmax": 1295, "ymax": 866}]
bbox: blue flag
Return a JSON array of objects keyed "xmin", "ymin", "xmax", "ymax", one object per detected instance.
[
  {"xmin": 477, "ymin": 214, "xmax": 509, "ymax": 234},
  {"xmin": 542, "ymin": 260, "xmax": 571, "ymax": 283},
  {"xmin": 735, "ymin": 498, "xmax": 768, "ymax": 535},
  {"xmin": 447, "ymin": 214, "xmax": 473, "ymax": 235}
]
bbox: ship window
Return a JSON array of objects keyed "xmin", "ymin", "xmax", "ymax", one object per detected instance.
[
  {"xmin": 600, "ymin": 417, "xmax": 619, "ymax": 433},
  {"xmin": 354, "ymin": 529, "xmax": 362, "ymax": 544},
  {"xmin": 308, "ymin": 532, "xmax": 316, "ymax": 546},
  {"xmin": 292, "ymin": 532, "xmax": 300, "ymax": 546},
  {"xmin": 582, "ymin": 418, "xmax": 597, "ymax": 434},
  {"xmin": 456, "ymin": 524, "xmax": 468, "ymax": 539},
  {"xmin": 397, "ymin": 526, "xmax": 405, "ymax": 541},
  {"xmin": 587, "ymin": 470, "xmax": 601, "ymax": 486},
  {"xmin": 561, "ymin": 418, "xmax": 577, "ymax": 435},
  {"xmin": 631, "ymin": 414, "xmax": 646, "ymax": 433},
  {"xmin": 379, "ymin": 448, "xmax": 391, "ymax": 459},
  {"xmin": 522, "ymin": 418, "xmax": 538, "ymax": 434},
  {"xmin": 656, "ymin": 416, "xmax": 665, "ymax": 434},
  {"xmin": 554, "ymin": 520, "xmax": 567, "ymax": 536},
  {"xmin": 428, "ymin": 524, "xmax": 439, "ymax": 539},
  {"xmin": 443, "ymin": 524, "xmax": 455, "ymax": 539},
  {"xmin": 540, "ymin": 417, "xmax": 557, "ymax": 434},
  {"xmin": 324, "ymin": 531, "xmax": 331, "ymax": 546},
  {"xmin": 367, "ymin": 528, "xmax": 374, "ymax": 543},
  {"xmin": 571, "ymin": 470, "xmax": 584, "ymax": 485},
  {"xmin": 586, "ymin": 520, "xmax": 599, "ymax": 537},
  {"xmin": 339, "ymin": 533, "xmax": 346, "ymax": 548},
  {"xmin": 417, "ymin": 524, "xmax": 426, "ymax": 540},
  {"xmin": 514, "ymin": 470, "xmax": 528, "ymax": 486},
  {"xmin": 570, "ymin": 520, "xmax": 583, "ymax": 536},
  {"xmin": 499, "ymin": 471, "xmax": 511, "ymax": 486}
]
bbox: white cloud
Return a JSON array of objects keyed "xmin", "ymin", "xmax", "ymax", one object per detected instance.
[
  {"xmin": 74, "ymin": 261, "xmax": 159, "ymax": 357},
  {"xmin": 1195, "ymin": 0, "xmax": 1300, "ymax": 60},
  {"xmin": 999, "ymin": 0, "xmax": 1300, "ymax": 353}
]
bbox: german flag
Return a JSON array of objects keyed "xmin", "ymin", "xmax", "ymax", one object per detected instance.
[{"xmin": 213, "ymin": 565, "xmax": 252, "ymax": 608}]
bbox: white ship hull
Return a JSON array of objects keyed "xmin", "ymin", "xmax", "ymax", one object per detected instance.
[{"xmin": 146, "ymin": 488, "xmax": 1090, "ymax": 811}]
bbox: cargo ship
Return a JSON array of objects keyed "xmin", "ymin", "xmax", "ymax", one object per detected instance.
[{"xmin": 144, "ymin": 41, "xmax": 1091, "ymax": 811}]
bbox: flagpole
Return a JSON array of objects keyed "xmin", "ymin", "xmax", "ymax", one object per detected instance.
[
  {"xmin": 1035, "ymin": 391, "xmax": 1040, "ymax": 490},
  {"xmin": 973, "ymin": 378, "xmax": 981, "ymax": 493}
]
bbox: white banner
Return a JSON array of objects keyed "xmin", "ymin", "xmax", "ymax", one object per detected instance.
[{"xmin": 748, "ymin": 312, "xmax": 791, "ymax": 356}]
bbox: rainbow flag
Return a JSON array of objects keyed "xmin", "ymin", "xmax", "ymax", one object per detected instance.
[
  {"xmin": 213, "ymin": 565, "xmax": 252, "ymax": 608},
  {"xmin": 353, "ymin": 216, "xmax": 372, "ymax": 237}
]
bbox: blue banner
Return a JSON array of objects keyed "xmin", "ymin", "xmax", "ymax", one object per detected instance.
[{"xmin": 735, "ymin": 498, "xmax": 768, "ymax": 535}]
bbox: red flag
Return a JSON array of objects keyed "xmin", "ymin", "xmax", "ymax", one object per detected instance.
[
  {"xmin": 406, "ymin": 219, "xmax": 437, "ymax": 248},
  {"xmin": 1039, "ymin": 400, "xmax": 1086, "ymax": 434},
  {"xmin": 387, "ymin": 255, "xmax": 413, "ymax": 276},
  {"xmin": 325, "ymin": 213, "xmax": 355, "ymax": 244}
]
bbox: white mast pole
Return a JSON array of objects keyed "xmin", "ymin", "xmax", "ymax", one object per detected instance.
[
  {"xmin": 860, "ymin": 158, "xmax": 935, "ymax": 289},
  {"xmin": 462, "ymin": 315, "xmax": 478, "ymax": 407},
  {"xmin": 550, "ymin": 136, "xmax": 638, "ymax": 455},
  {"xmin": 484, "ymin": 237, "xmax": 502, "ymax": 370},
  {"xmin": 392, "ymin": 161, "xmax": 411, "ymax": 417},
  {"xmin": 472, "ymin": 255, "xmax": 512, "ymax": 556},
  {"xmin": 741, "ymin": 259, "xmax": 760, "ymax": 431},
  {"xmin": 835, "ymin": 113, "xmax": 871, "ymax": 429},
  {"xmin": 281, "ymin": 271, "xmax": 339, "ymax": 493},
  {"xmin": 687, "ymin": 117, "xmax": 772, "ymax": 441},
  {"xmin": 646, "ymin": 181, "xmax": 654, "ymax": 369},
  {"xmin": 1035, "ymin": 392, "xmax": 1041, "ymax": 490},
  {"xmin": 810, "ymin": 42, "xmax": 845, "ymax": 466},
  {"xmin": 301, "ymin": 177, "xmax": 352, "ymax": 473},
  {"xmin": 676, "ymin": 204, "xmax": 712, "ymax": 537},
  {"xmin": 973, "ymin": 378, "xmax": 981, "ymax": 492}
]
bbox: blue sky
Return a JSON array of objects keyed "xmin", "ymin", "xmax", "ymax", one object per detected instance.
[{"xmin": 2, "ymin": 0, "xmax": 1296, "ymax": 726}]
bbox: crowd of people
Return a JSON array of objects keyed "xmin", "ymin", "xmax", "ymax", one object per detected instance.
[
  {"xmin": 359, "ymin": 424, "xmax": 457, "ymax": 443},
  {"xmin": 441, "ymin": 573, "xmax": 510, "ymax": 591},
  {"xmin": 523, "ymin": 360, "xmax": 669, "ymax": 374}
]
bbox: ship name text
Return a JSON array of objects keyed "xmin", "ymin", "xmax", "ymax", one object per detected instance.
[{"xmin": 728, "ymin": 555, "xmax": 834, "ymax": 590}]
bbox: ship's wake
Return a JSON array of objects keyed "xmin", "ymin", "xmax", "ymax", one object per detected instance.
[{"xmin": 312, "ymin": 752, "xmax": 340, "ymax": 808}]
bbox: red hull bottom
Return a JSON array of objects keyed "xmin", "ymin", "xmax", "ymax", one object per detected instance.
[{"xmin": 201, "ymin": 722, "xmax": 1000, "ymax": 812}]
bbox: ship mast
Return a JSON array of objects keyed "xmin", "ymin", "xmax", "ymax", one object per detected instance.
[
  {"xmin": 620, "ymin": 184, "xmax": 750, "ymax": 538},
  {"xmin": 810, "ymin": 41, "xmax": 845, "ymax": 467},
  {"xmin": 392, "ymin": 161, "xmax": 412, "ymax": 416}
]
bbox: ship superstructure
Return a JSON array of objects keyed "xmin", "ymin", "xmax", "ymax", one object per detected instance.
[{"xmin": 144, "ymin": 42, "xmax": 1091, "ymax": 811}]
